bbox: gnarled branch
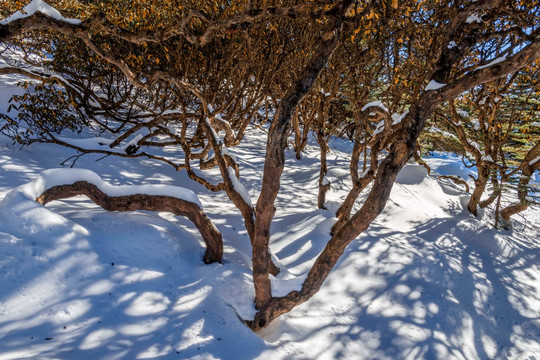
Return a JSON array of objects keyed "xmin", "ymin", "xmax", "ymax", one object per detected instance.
[{"xmin": 36, "ymin": 181, "xmax": 223, "ymax": 264}]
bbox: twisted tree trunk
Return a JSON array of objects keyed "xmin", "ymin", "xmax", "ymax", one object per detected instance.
[
  {"xmin": 467, "ymin": 165, "xmax": 490, "ymax": 216},
  {"xmin": 500, "ymin": 143, "xmax": 540, "ymax": 223},
  {"xmin": 251, "ymin": 6, "xmax": 351, "ymax": 309}
]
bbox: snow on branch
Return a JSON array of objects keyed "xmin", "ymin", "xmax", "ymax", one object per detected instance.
[
  {"xmin": 425, "ymin": 80, "xmax": 446, "ymax": 91},
  {"xmin": 475, "ymin": 56, "xmax": 507, "ymax": 70},
  {"xmin": 228, "ymin": 167, "xmax": 252, "ymax": 206},
  {"xmin": 361, "ymin": 100, "xmax": 389, "ymax": 113},
  {"xmin": 19, "ymin": 168, "xmax": 203, "ymax": 208},
  {"xmin": 0, "ymin": 0, "xmax": 81, "ymax": 25},
  {"xmin": 465, "ymin": 13, "xmax": 482, "ymax": 24}
]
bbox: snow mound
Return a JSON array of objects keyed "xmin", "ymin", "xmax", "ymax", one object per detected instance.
[{"xmin": 395, "ymin": 164, "xmax": 429, "ymax": 185}]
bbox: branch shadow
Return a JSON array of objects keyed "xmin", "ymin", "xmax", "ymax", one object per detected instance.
[
  {"xmin": 258, "ymin": 210, "xmax": 540, "ymax": 359},
  {"xmin": 0, "ymin": 194, "xmax": 265, "ymax": 360}
]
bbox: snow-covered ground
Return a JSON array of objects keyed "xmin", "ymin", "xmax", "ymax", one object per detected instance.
[{"xmin": 0, "ymin": 81, "xmax": 539, "ymax": 359}]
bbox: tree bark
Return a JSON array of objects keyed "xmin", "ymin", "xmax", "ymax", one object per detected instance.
[
  {"xmin": 247, "ymin": 136, "xmax": 414, "ymax": 331},
  {"xmin": 479, "ymin": 175, "xmax": 500, "ymax": 209},
  {"xmin": 331, "ymin": 169, "xmax": 375, "ymax": 235},
  {"xmin": 316, "ymin": 131, "xmax": 330, "ymax": 210},
  {"xmin": 248, "ymin": 80, "xmax": 446, "ymax": 329},
  {"xmin": 467, "ymin": 165, "xmax": 490, "ymax": 216},
  {"xmin": 36, "ymin": 181, "xmax": 223, "ymax": 264},
  {"xmin": 252, "ymin": 0, "xmax": 355, "ymax": 311},
  {"xmin": 201, "ymin": 119, "xmax": 280, "ymax": 276},
  {"xmin": 292, "ymin": 112, "xmax": 303, "ymax": 160},
  {"xmin": 499, "ymin": 170, "xmax": 533, "ymax": 223},
  {"xmin": 413, "ymin": 142, "xmax": 431, "ymax": 175}
]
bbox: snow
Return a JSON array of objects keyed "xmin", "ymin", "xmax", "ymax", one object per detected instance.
[
  {"xmin": 466, "ymin": 13, "xmax": 482, "ymax": 24},
  {"xmin": 321, "ymin": 176, "xmax": 330, "ymax": 186},
  {"xmin": 0, "ymin": 67, "xmax": 539, "ymax": 360},
  {"xmin": 0, "ymin": 0, "xmax": 82, "ymax": 25},
  {"xmin": 425, "ymin": 80, "xmax": 446, "ymax": 91},
  {"xmin": 529, "ymin": 156, "xmax": 540, "ymax": 166},
  {"xmin": 123, "ymin": 134, "xmax": 143, "ymax": 151},
  {"xmin": 221, "ymin": 147, "xmax": 238, "ymax": 163},
  {"xmin": 361, "ymin": 100, "xmax": 389, "ymax": 113},
  {"xmin": 161, "ymin": 109, "xmax": 183, "ymax": 116},
  {"xmin": 448, "ymin": 41, "xmax": 457, "ymax": 49},
  {"xmin": 471, "ymin": 118, "xmax": 481, "ymax": 131},
  {"xmin": 476, "ymin": 57, "xmax": 506, "ymax": 71},
  {"xmin": 428, "ymin": 126, "xmax": 459, "ymax": 140},
  {"xmin": 457, "ymin": 109, "xmax": 469, "ymax": 118},
  {"xmin": 320, "ymin": 88, "xmax": 331, "ymax": 97},
  {"xmin": 374, "ymin": 120, "xmax": 385, "ymax": 135},
  {"xmin": 391, "ymin": 111, "xmax": 408, "ymax": 125},
  {"xmin": 228, "ymin": 167, "xmax": 252, "ymax": 206},
  {"xmin": 56, "ymin": 136, "xmax": 114, "ymax": 150},
  {"xmin": 15, "ymin": 168, "xmax": 203, "ymax": 208},
  {"xmin": 469, "ymin": 140, "xmax": 481, "ymax": 152}
]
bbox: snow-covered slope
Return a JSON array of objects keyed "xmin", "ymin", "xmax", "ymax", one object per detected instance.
[{"xmin": 0, "ymin": 79, "xmax": 539, "ymax": 359}]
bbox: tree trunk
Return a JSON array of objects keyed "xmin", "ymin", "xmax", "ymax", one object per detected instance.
[
  {"xmin": 479, "ymin": 175, "xmax": 500, "ymax": 209},
  {"xmin": 316, "ymin": 131, "xmax": 330, "ymax": 210},
  {"xmin": 500, "ymin": 167, "xmax": 537, "ymax": 223},
  {"xmin": 247, "ymin": 137, "xmax": 414, "ymax": 331},
  {"xmin": 292, "ymin": 112, "xmax": 303, "ymax": 160},
  {"xmin": 413, "ymin": 142, "xmax": 431, "ymax": 175},
  {"xmin": 202, "ymin": 119, "xmax": 280, "ymax": 275},
  {"xmin": 36, "ymin": 181, "xmax": 223, "ymax": 264},
  {"xmin": 467, "ymin": 165, "xmax": 490, "ymax": 216},
  {"xmin": 499, "ymin": 179, "xmax": 530, "ymax": 223},
  {"xmin": 251, "ymin": 1, "xmax": 353, "ymax": 310},
  {"xmin": 331, "ymin": 169, "xmax": 375, "ymax": 235},
  {"xmin": 500, "ymin": 143, "xmax": 540, "ymax": 223},
  {"xmin": 332, "ymin": 141, "xmax": 378, "ymax": 235}
]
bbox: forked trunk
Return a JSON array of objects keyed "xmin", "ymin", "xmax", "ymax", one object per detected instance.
[
  {"xmin": 247, "ymin": 138, "xmax": 413, "ymax": 331},
  {"xmin": 251, "ymin": 1, "xmax": 353, "ymax": 310}
]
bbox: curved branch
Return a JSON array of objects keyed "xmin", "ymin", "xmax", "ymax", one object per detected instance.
[
  {"xmin": 36, "ymin": 181, "xmax": 223, "ymax": 264},
  {"xmin": 431, "ymin": 39, "xmax": 540, "ymax": 103},
  {"xmin": 438, "ymin": 175, "xmax": 470, "ymax": 193}
]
